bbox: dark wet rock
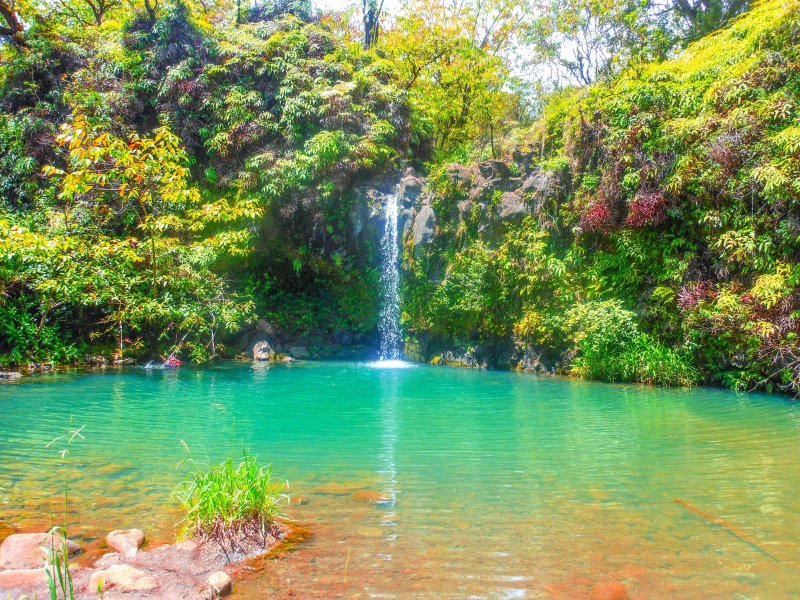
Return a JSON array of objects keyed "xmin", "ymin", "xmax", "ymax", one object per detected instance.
[
  {"xmin": 515, "ymin": 346, "xmax": 549, "ymax": 373},
  {"xmin": 430, "ymin": 349, "xmax": 487, "ymax": 369},
  {"xmin": 0, "ymin": 371, "xmax": 21, "ymax": 381},
  {"xmin": 0, "ymin": 531, "xmax": 81, "ymax": 570},
  {"xmin": 589, "ymin": 581, "xmax": 628, "ymax": 600},
  {"xmin": 412, "ymin": 205, "xmax": 436, "ymax": 251},
  {"xmin": 332, "ymin": 330, "xmax": 353, "ymax": 345},
  {"xmin": 252, "ymin": 340, "xmax": 274, "ymax": 362},
  {"xmin": 85, "ymin": 355, "xmax": 107, "ymax": 367},
  {"xmin": 207, "ymin": 570, "xmax": 232, "ymax": 597},
  {"xmin": 89, "ymin": 564, "xmax": 158, "ymax": 593},
  {"xmin": 106, "ymin": 529, "xmax": 145, "ymax": 557},
  {"xmin": 288, "ymin": 346, "xmax": 310, "ymax": 359}
]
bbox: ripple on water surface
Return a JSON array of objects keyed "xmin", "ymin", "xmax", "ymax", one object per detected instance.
[{"xmin": 1, "ymin": 362, "xmax": 800, "ymax": 598}]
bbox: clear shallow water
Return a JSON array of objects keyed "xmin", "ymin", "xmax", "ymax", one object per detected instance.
[{"xmin": 1, "ymin": 362, "xmax": 799, "ymax": 598}]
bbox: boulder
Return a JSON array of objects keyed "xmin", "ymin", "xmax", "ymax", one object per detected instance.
[
  {"xmin": 89, "ymin": 564, "xmax": 158, "ymax": 593},
  {"xmin": 478, "ymin": 159, "xmax": 511, "ymax": 179},
  {"xmin": 207, "ymin": 570, "xmax": 233, "ymax": 597},
  {"xmin": 495, "ymin": 192, "xmax": 528, "ymax": 222},
  {"xmin": 252, "ymin": 340, "xmax": 274, "ymax": 362},
  {"xmin": 399, "ymin": 207, "xmax": 415, "ymax": 239},
  {"xmin": 255, "ymin": 319, "xmax": 278, "ymax": 337},
  {"xmin": 412, "ymin": 205, "xmax": 436, "ymax": 250},
  {"xmin": 0, "ymin": 371, "xmax": 21, "ymax": 381},
  {"xmin": 0, "ymin": 532, "xmax": 81, "ymax": 570},
  {"xmin": 445, "ymin": 163, "xmax": 475, "ymax": 187},
  {"xmin": 397, "ymin": 173, "xmax": 424, "ymax": 206},
  {"xmin": 0, "ymin": 567, "xmax": 47, "ymax": 588},
  {"xmin": 288, "ymin": 346, "xmax": 310, "ymax": 359},
  {"xmin": 106, "ymin": 528, "xmax": 145, "ymax": 557},
  {"xmin": 520, "ymin": 169, "xmax": 555, "ymax": 195}
]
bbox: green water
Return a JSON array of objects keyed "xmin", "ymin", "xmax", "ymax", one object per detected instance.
[{"xmin": 1, "ymin": 361, "xmax": 799, "ymax": 598}]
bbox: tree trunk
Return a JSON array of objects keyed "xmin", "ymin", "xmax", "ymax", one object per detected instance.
[{"xmin": 0, "ymin": 0, "xmax": 24, "ymax": 45}]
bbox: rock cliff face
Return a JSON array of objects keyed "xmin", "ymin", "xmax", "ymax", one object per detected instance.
[
  {"xmin": 270, "ymin": 158, "xmax": 561, "ymax": 372},
  {"xmin": 360, "ymin": 158, "xmax": 564, "ymax": 372},
  {"xmin": 401, "ymin": 159, "xmax": 559, "ymax": 255}
]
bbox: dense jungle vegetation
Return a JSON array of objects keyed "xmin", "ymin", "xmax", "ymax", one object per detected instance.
[{"xmin": 1, "ymin": 0, "xmax": 798, "ymax": 394}]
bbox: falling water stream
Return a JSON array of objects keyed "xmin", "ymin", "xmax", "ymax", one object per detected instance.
[{"xmin": 378, "ymin": 190, "xmax": 403, "ymax": 360}]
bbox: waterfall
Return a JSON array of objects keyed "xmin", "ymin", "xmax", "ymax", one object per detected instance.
[{"xmin": 378, "ymin": 191, "xmax": 403, "ymax": 360}]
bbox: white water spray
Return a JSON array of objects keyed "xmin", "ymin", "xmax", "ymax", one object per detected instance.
[{"xmin": 378, "ymin": 191, "xmax": 403, "ymax": 360}]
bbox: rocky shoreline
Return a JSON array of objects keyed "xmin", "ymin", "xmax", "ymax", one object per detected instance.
[{"xmin": 0, "ymin": 524, "xmax": 287, "ymax": 599}]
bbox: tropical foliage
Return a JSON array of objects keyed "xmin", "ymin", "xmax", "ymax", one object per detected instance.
[{"xmin": 404, "ymin": 0, "xmax": 800, "ymax": 392}]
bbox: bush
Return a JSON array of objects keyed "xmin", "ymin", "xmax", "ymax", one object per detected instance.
[
  {"xmin": 568, "ymin": 300, "xmax": 698, "ymax": 386},
  {"xmin": 174, "ymin": 452, "xmax": 285, "ymax": 550}
]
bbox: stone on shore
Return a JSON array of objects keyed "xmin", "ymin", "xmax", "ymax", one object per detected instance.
[
  {"xmin": 0, "ymin": 567, "xmax": 47, "ymax": 588},
  {"xmin": 89, "ymin": 564, "xmax": 158, "ymax": 593},
  {"xmin": 0, "ymin": 371, "xmax": 21, "ymax": 380},
  {"xmin": 252, "ymin": 340, "xmax": 275, "ymax": 362},
  {"xmin": 106, "ymin": 528, "xmax": 145, "ymax": 557},
  {"xmin": 0, "ymin": 532, "xmax": 81, "ymax": 570},
  {"xmin": 207, "ymin": 570, "xmax": 232, "ymax": 596}
]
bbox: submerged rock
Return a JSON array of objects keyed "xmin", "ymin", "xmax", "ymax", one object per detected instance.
[
  {"xmin": 313, "ymin": 482, "xmax": 351, "ymax": 495},
  {"xmin": 107, "ymin": 528, "xmax": 145, "ymax": 557},
  {"xmin": 351, "ymin": 490, "xmax": 390, "ymax": 503},
  {"xmin": 589, "ymin": 581, "xmax": 628, "ymax": 600},
  {"xmin": 89, "ymin": 564, "xmax": 158, "ymax": 593}
]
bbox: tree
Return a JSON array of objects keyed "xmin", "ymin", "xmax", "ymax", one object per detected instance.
[
  {"xmin": 525, "ymin": 0, "xmax": 674, "ymax": 85},
  {"xmin": 668, "ymin": 0, "xmax": 749, "ymax": 39},
  {"xmin": 245, "ymin": 0, "xmax": 314, "ymax": 23},
  {"xmin": 0, "ymin": 0, "xmax": 24, "ymax": 44},
  {"xmin": 383, "ymin": 0, "xmax": 529, "ymax": 159},
  {"xmin": 56, "ymin": 0, "xmax": 123, "ymax": 26},
  {"xmin": 361, "ymin": 0, "xmax": 382, "ymax": 48}
]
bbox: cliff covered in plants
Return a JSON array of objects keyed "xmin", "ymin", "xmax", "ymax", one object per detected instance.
[
  {"xmin": 0, "ymin": 5, "xmax": 411, "ymax": 364},
  {"xmin": 402, "ymin": 0, "xmax": 800, "ymax": 393}
]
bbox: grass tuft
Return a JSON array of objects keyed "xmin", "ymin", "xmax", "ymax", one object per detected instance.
[{"xmin": 173, "ymin": 451, "xmax": 286, "ymax": 557}]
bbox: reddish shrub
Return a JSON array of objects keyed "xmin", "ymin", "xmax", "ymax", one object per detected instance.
[
  {"xmin": 677, "ymin": 282, "xmax": 711, "ymax": 311},
  {"xmin": 625, "ymin": 190, "xmax": 668, "ymax": 228},
  {"xmin": 580, "ymin": 200, "xmax": 613, "ymax": 234}
]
